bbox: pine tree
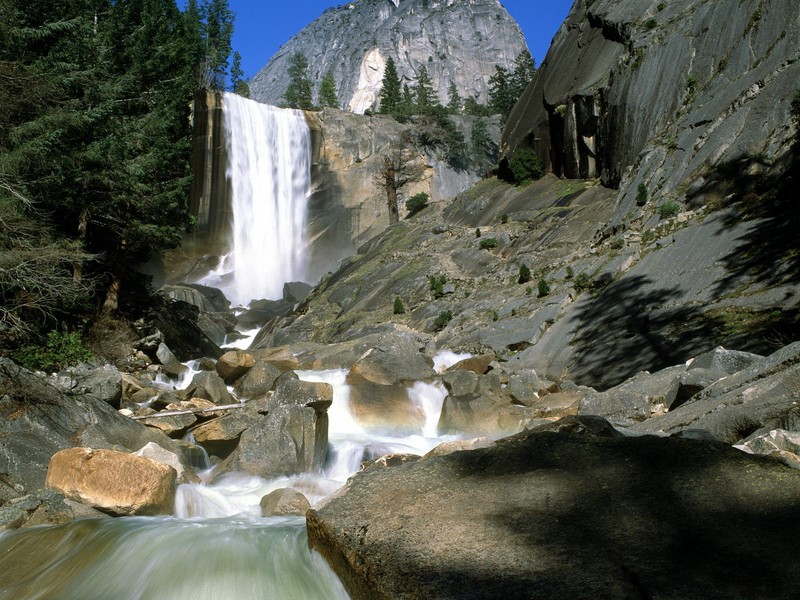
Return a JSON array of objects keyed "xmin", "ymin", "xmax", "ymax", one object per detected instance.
[
  {"xmin": 509, "ymin": 49, "xmax": 536, "ymax": 101},
  {"xmin": 283, "ymin": 52, "xmax": 314, "ymax": 110},
  {"xmin": 447, "ymin": 81, "xmax": 461, "ymax": 114},
  {"xmin": 414, "ymin": 65, "xmax": 437, "ymax": 114},
  {"xmin": 231, "ymin": 51, "xmax": 250, "ymax": 96},
  {"xmin": 379, "ymin": 56, "xmax": 401, "ymax": 114},
  {"xmin": 201, "ymin": 0, "xmax": 234, "ymax": 89},
  {"xmin": 488, "ymin": 65, "xmax": 511, "ymax": 118},
  {"xmin": 318, "ymin": 69, "xmax": 339, "ymax": 108}
]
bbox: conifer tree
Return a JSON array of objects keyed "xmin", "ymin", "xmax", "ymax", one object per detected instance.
[
  {"xmin": 318, "ymin": 69, "xmax": 339, "ymax": 108},
  {"xmin": 414, "ymin": 65, "xmax": 436, "ymax": 114},
  {"xmin": 447, "ymin": 81, "xmax": 462, "ymax": 114},
  {"xmin": 283, "ymin": 52, "xmax": 314, "ymax": 110},
  {"xmin": 379, "ymin": 56, "xmax": 401, "ymax": 114},
  {"xmin": 231, "ymin": 51, "xmax": 250, "ymax": 97}
]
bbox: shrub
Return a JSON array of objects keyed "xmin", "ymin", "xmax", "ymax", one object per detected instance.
[
  {"xmin": 405, "ymin": 192, "xmax": 429, "ymax": 216},
  {"xmin": 518, "ymin": 264, "xmax": 531, "ymax": 284},
  {"xmin": 537, "ymin": 278, "xmax": 550, "ymax": 297},
  {"xmin": 644, "ymin": 18, "xmax": 657, "ymax": 29},
  {"xmin": 509, "ymin": 147, "xmax": 544, "ymax": 185},
  {"xmin": 434, "ymin": 310, "xmax": 453, "ymax": 331},
  {"xmin": 13, "ymin": 330, "xmax": 93, "ymax": 373},
  {"xmin": 657, "ymin": 2, "xmax": 667, "ymax": 10},
  {"xmin": 393, "ymin": 297, "xmax": 405, "ymax": 315},
  {"xmin": 501, "ymin": 214, "xmax": 508, "ymax": 224},
  {"xmin": 479, "ymin": 238, "xmax": 498, "ymax": 250},
  {"xmin": 610, "ymin": 238, "xmax": 624, "ymax": 250},
  {"xmin": 636, "ymin": 183, "xmax": 648, "ymax": 206},
  {"xmin": 565, "ymin": 265, "xmax": 574, "ymax": 279},
  {"xmin": 475, "ymin": 227, "xmax": 481, "ymax": 238},
  {"xmin": 429, "ymin": 275, "xmax": 447, "ymax": 298},
  {"xmin": 491, "ymin": 310, "xmax": 499, "ymax": 322},
  {"xmin": 791, "ymin": 90, "xmax": 800, "ymax": 133},
  {"xmin": 573, "ymin": 272, "xmax": 591, "ymax": 292},
  {"xmin": 659, "ymin": 200, "xmax": 680, "ymax": 219},
  {"xmin": 526, "ymin": 286, "xmax": 533, "ymax": 296}
]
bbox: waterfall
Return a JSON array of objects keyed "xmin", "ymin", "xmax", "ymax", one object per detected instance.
[{"xmin": 201, "ymin": 93, "xmax": 311, "ymax": 307}]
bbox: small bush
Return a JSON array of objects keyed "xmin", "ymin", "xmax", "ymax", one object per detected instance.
[
  {"xmin": 429, "ymin": 275, "xmax": 447, "ymax": 298},
  {"xmin": 13, "ymin": 330, "xmax": 93, "ymax": 373},
  {"xmin": 479, "ymin": 238, "xmax": 498, "ymax": 250},
  {"xmin": 501, "ymin": 214, "xmax": 508, "ymax": 224},
  {"xmin": 644, "ymin": 17, "xmax": 657, "ymax": 29},
  {"xmin": 526, "ymin": 286, "xmax": 533, "ymax": 296},
  {"xmin": 405, "ymin": 192, "xmax": 429, "ymax": 216},
  {"xmin": 537, "ymin": 278, "xmax": 550, "ymax": 297},
  {"xmin": 574, "ymin": 272, "xmax": 591, "ymax": 292},
  {"xmin": 636, "ymin": 183, "xmax": 648, "ymax": 206},
  {"xmin": 434, "ymin": 310, "xmax": 453, "ymax": 331},
  {"xmin": 610, "ymin": 238, "xmax": 624, "ymax": 250},
  {"xmin": 659, "ymin": 200, "xmax": 680, "ymax": 219},
  {"xmin": 393, "ymin": 297, "xmax": 405, "ymax": 315},
  {"xmin": 657, "ymin": 2, "xmax": 667, "ymax": 10},
  {"xmin": 511, "ymin": 308, "xmax": 517, "ymax": 316},
  {"xmin": 475, "ymin": 227, "xmax": 481, "ymax": 238},
  {"xmin": 518, "ymin": 264, "xmax": 531, "ymax": 284},
  {"xmin": 509, "ymin": 147, "xmax": 544, "ymax": 185},
  {"xmin": 491, "ymin": 310, "xmax": 499, "ymax": 322},
  {"xmin": 565, "ymin": 266, "xmax": 574, "ymax": 279}
]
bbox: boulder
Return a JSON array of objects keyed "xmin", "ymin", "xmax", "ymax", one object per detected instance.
[
  {"xmin": 155, "ymin": 343, "xmax": 186, "ymax": 378},
  {"xmin": 346, "ymin": 346, "xmax": 434, "ymax": 432},
  {"xmin": 186, "ymin": 283, "xmax": 231, "ymax": 312},
  {"xmin": 0, "ymin": 489, "xmax": 75, "ymax": 531},
  {"xmin": 735, "ymin": 429, "xmax": 800, "ymax": 457},
  {"xmin": 308, "ymin": 430, "xmax": 800, "ymax": 600},
  {"xmin": 283, "ymin": 281, "xmax": 313, "ymax": 303},
  {"xmin": 234, "ymin": 360, "xmax": 282, "ymax": 399},
  {"xmin": 190, "ymin": 410, "xmax": 253, "ymax": 459},
  {"xmin": 183, "ymin": 370, "xmax": 233, "ymax": 405},
  {"xmin": 46, "ymin": 448, "xmax": 176, "ymax": 516},
  {"xmin": 219, "ymin": 379, "xmax": 333, "ymax": 478},
  {"xmin": 141, "ymin": 411, "xmax": 196, "ymax": 438},
  {"xmin": 447, "ymin": 353, "xmax": 495, "ymax": 375},
  {"xmin": 439, "ymin": 369, "xmax": 478, "ymax": 397},
  {"xmin": 689, "ymin": 346, "xmax": 764, "ymax": 375},
  {"xmin": 260, "ymin": 488, "xmax": 311, "ymax": 517},
  {"xmin": 215, "ymin": 350, "xmax": 255, "ymax": 384},
  {"xmin": 133, "ymin": 442, "xmax": 197, "ymax": 484},
  {"xmin": 147, "ymin": 298, "xmax": 223, "ymax": 361},
  {"xmin": 505, "ymin": 369, "xmax": 542, "ymax": 407},
  {"xmin": 49, "ymin": 364, "xmax": 122, "ymax": 408}
]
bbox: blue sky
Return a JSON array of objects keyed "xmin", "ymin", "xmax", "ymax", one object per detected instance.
[{"xmin": 225, "ymin": 0, "xmax": 575, "ymax": 79}]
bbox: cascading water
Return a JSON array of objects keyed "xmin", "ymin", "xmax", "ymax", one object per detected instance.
[{"xmin": 199, "ymin": 93, "xmax": 311, "ymax": 307}]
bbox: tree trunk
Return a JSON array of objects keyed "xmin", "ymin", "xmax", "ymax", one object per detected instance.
[
  {"xmin": 73, "ymin": 207, "xmax": 89, "ymax": 282},
  {"xmin": 386, "ymin": 184, "xmax": 399, "ymax": 224},
  {"xmin": 101, "ymin": 238, "xmax": 126, "ymax": 315}
]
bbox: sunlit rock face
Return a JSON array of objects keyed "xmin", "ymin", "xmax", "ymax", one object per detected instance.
[{"xmin": 249, "ymin": 0, "xmax": 528, "ymax": 113}]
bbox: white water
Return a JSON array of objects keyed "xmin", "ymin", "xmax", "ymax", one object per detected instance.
[{"xmin": 198, "ymin": 93, "xmax": 311, "ymax": 307}]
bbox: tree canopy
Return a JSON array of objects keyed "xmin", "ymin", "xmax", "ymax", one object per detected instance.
[
  {"xmin": 283, "ymin": 52, "xmax": 314, "ymax": 110},
  {"xmin": 0, "ymin": 0, "xmax": 238, "ymax": 349}
]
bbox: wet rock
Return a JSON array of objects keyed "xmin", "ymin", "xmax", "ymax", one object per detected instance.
[
  {"xmin": 147, "ymin": 298, "xmax": 222, "ymax": 361},
  {"xmin": 233, "ymin": 359, "xmax": 282, "ymax": 400},
  {"xmin": 259, "ymin": 488, "xmax": 311, "ymax": 517},
  {"xmin": 191, "ymin": 410, "xmax": 253, "ymax": 459},
  {"xmin": 0, "ymin": 489, "xmax": 74, "ymax": 531},
  {"xmin": 133, "ymin": 442, "xmax": 197, "ymax": 484},
  {"xmin": 440, "ymin": 369, "xmax": 478, "ymax": 397},
  {"xmin": 215, "ymin": 350, "xmax": 255, "ymax": 384},
  {"xmin": 308, "ymin": 432, "xmax": 800, "ymax": 600},
  {"xmin": 141, "ymin": 411, "xmax": 197, "ymax": 438},
  {"xmin": 183, "ymin": 370, "xmax": 233, "ymax": 406},
  {"xmin": 283, "ymin": 281, "xmax": 313, "ymax": 304},
  {"xmin": 46, "ymin": 448, "xmax": 176, "ymax": 516},
  {"xmin": 155, "ymin": 342, "xmax": 186, "ymax": 378}
]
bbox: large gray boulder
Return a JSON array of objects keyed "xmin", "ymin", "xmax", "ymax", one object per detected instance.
[
  {"xmin": 308, "ymin": 427, "xmax": 800, "ymax": 599},
  {"xmin": 48, "ymin": 364, "xmax": 122, "ymax": 408}
]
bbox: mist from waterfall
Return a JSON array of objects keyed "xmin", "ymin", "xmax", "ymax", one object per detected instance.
[{"xmin": 202, "ymin": 93, "xmax": 311, "ymax": 307}]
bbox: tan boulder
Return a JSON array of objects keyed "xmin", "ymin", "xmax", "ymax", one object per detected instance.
[
  {"xmin": 260, "ymin": 488, "xmax": 311, "ymax": 517},
  {"xmin": 448, "ymin": 354, "xmax": 496, "ymax": 375},
  {"xmin": 45, "ymin": 448, "xmax": 176, "ymax": 516},
  {"xmin": 215, "ymin": 350, "xmax": 255, "ymax": 384}
]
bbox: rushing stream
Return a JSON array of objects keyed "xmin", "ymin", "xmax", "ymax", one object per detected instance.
[{"xmin": 0, "ymin": 370, "xmax": 456, "ymax": 598}]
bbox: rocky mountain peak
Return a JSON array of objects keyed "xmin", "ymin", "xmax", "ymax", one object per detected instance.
[{"xmin": 249, "ymin": 0, "xmax": 527, "ymax": 113}]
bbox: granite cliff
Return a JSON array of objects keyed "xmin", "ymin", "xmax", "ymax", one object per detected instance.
[{"xmin": 249, "ymin": 0, "xmax": 528, "ymax": 113}]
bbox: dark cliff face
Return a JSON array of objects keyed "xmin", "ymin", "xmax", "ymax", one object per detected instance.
[
  {"xmin": 249, "ymin": 0, "xmax": 528, "ymax": 113},
  {"xmin": 503, "ymin": 0, "xmax": 799, "ymax": 207}
]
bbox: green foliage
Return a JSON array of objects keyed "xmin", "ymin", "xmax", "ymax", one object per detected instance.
[
  {"xmin": 475, "ymin": 228, "xmax": 481, "ymax": 238},
  {"xmin": 574, "ymin": 272, "xmax": 592, "ymax": 292},
  {"xmin": 791, "ymin": 90, "xmax": 800, "ymax": 133},
  {"xmin": 231, "ymin": 51, "xmax": 250, "ymax": 97},
  {"xmin": 283, "ymin": 52, "xmax": 314, "ymax": 110},
  {"xmin": 518, "ymin": 264, "xmax": 531, "ymax": 284},
  {"xmin": 379, "ymin": 56, "xmax": 401, "ymax": 114},
  {"xmin": 501, "ymin": 214, "xmax": 509, "ymax": 224},
  {"xmin": 644, "ymin": 18, "xmax": 658, "ymax": 30},
  {"xmin": 526, "ymin": 286, "xmax": 533, "ymax": 296},
  {"xmin": 434, "ymin": 310, "xmax": 453, "ymax": 331},
  {"xmin": 566, "ymin": 265, "xmax": 574, "ymax": 279},
  {"xmin": 610, "ymin": 238, "xmax": 625, "ymax": 250},
  {"xmin": 393, "ymin": 296, "xmax": 405, "ymax": 315},
  {"xmin": 537, "ymin": 278, "xmax": 550, "ymax": 297},
  {"xmin": 659, "ymin": 200, "xmax": 681, "ymax": 219},
  {"xmin": 429, "ymin": 274, "xmax": 447, "ymax": 298},
  {"xmin": 447, "ymin": 82, "xmax": 461, "ymax": 114},
  {"xmin": 491, "ymin": 310, "xmax": 499, "ymax": 322},
  {"xmin": 479, "ymin": 238, "xmax": 498, "ymax": 250},
  {"xmin": 405, "ymin": 192, "xmax": 429, "ymax": 216},
  {"xmin": 463, "ymin": 96, "xmax": 492, "ymax": 116},
  {"xmin": 13, "ymin": 330, "xmax": 93, "ymax": 373},
  {"xmin": 318, "ymin": 69, "xmax": 339, "ymax": 108},
  {"xmin": 471, "ymin": 118, "xmax": 495, "ymax": 161},
  {"xmin": 636, "ymin": 183, "xmax": 648, "ymax": 206},
  {"xmin": 509, "ymin": 147, "xmax": 544, "ymax": 184},
  {"xmin": 489, "ymin": 50, "xmax": 536, "ymax": 122},
  {"xmin": 657, "ymin": 2, "xmax": 668, "ymax": 10},
  {"xmin": 414, "ymin": 66, "xmax": 437, "ymax": 114}
]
